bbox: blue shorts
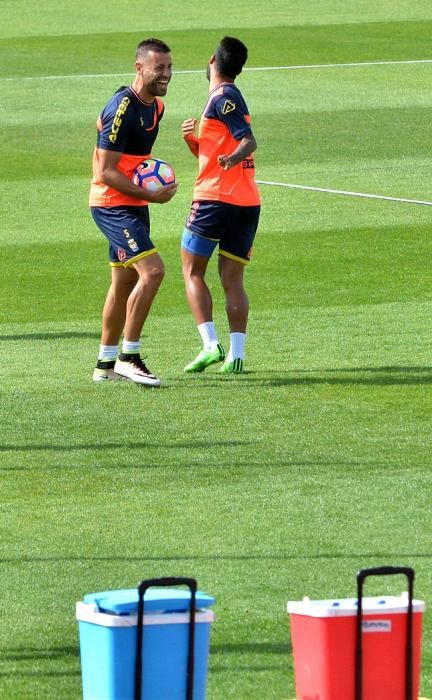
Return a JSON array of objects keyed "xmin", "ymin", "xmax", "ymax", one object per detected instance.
[
  {"xmin": 182, "ymin": 200, "xmax": 260, "ymax": 264},
  {"xmin": 91, "ymin": 206, "xmax": 156, "ymax": 267}
]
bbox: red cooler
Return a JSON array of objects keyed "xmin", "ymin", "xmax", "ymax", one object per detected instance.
[{"xmin": 288, "ymin": 568, "xmax": 425, "ymax": 700}]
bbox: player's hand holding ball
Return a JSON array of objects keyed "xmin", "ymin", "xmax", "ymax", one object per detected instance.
[{"xmin": 149, "ymin": 182, "xmax": 178, "ymax": 203}]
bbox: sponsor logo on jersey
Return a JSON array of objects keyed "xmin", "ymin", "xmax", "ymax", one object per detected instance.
[
  {"xmin": 222, "ymin": 100, "xmax": 236, "ymax": 115},
  {"xmin": 109, "ymin": 97, "xmax": 131, "ymax": 144},
  {"xmin": 242, "ymin": 159, "xmax": 255, "ymax": 169},
  {"xmin": 117, "ymin": 247, "xmax": 127, "ymax": 262}
]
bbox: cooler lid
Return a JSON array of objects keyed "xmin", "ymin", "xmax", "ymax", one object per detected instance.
[
  {"xmin": 83, "ymin": 588, "xmax": 215, "ymax": 615},
  {"xmin": 287, "ymin": 594, "xmax": 426, "ymax": 618}
]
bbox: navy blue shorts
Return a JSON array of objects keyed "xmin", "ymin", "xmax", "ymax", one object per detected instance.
[
  {"xmin": 182, "ymin": 200, "xmax": 260, "ymax": 264},
  {"xmin": 91, "ymin": 206, "xmax": 156, "ymax": 267}
]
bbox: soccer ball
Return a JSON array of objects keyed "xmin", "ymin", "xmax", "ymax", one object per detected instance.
[{"xmin": 132, "ymin": 158, "xmax": 176, "ymax": 192}]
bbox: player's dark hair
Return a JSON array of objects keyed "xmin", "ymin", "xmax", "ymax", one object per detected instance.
[
  {"xmin": 215, "ymin": 36, "xmax": 248, "ymax": 78},
  {"xmin": 136, "ymin": 38, "xmax": 171, "ymax": 59}
]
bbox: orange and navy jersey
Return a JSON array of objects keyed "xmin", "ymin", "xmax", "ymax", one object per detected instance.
[
  {"xmin": 193, "ymin": 83, "xmax": 260, "ymax": 206},
  {"xmin": 89, "ymin": 86, "xmax": 164, "ymax": 207}
]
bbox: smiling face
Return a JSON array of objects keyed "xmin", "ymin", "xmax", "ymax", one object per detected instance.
[{"xmin": 135, "ymin": 49, "xmax": 172, "ymax": 100}]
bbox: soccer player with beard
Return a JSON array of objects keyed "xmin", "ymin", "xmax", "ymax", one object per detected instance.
[{"xmin": 90, "ymin": 38, "xmax": 177, "ymax": 386}]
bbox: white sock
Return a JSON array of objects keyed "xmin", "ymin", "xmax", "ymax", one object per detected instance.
[
  {"xmin": 197, "ymin": 322, "xmax": 218, "ymax": 351},
  {"xmin": 122, "ymin": 339, "xmax": 140, "ymax": 355},
  {"xmin": 98, "ymin": 344, "xmax": 118, "ymax": 361},
  {"xmin": 226, "ymin": 332, "xmax": 246, "ymax": 362}
]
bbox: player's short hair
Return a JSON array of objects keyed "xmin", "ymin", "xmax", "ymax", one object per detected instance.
[
  {"xmin": 215, "ymin": 36, "xmax": 248, "ymax": 79},
  {"xmin": 136, "ymin": 38, "xmax": 171, "ymax": 60}
]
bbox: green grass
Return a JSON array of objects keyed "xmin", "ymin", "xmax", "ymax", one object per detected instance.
[{"xmin": 1, "ymin": 1, "xmax": 432, "ymax": 698}]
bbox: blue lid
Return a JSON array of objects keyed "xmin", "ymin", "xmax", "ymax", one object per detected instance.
[{"xmin": 83, "ymin": 588, "xmax": 215, "ymax": 615}]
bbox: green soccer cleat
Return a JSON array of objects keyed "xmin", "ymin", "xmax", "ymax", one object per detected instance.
[
  {"xmin": 220, "ymin": 358, "xmax": 245, "ymax": 374},
  {"xmin": 184, "ymin": 344, "xmax": 225, "ymax": 373}
]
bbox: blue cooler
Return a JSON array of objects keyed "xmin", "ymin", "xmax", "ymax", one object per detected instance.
[{"xmin": 76, "ymin": 578, "xmax": 215, "ymax": 700}]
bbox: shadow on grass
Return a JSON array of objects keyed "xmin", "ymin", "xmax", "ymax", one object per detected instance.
[
  {"xmin": 0, "ymin": 644, "xmax": 292, "ymax": 678},
  {"xmin": 0, "ymin": 458, "xmax": 418, "ymax": 473},
  {"xmin": 0, "ymin": 645, "xmax": 78, "ymax": 661},
  {"xmin": 0, "ymin": 641, "xmax": 291, "ymax": 657},
  {"xmin": 0, "ymin": 670, "xmax": 79, "ymax": 677},
  {"xmin": 266, "ymin": 366, "xmax": 432, "ymax": 387},
  {"xmin": 0, "ymin": 553, "xmax": 430, "ymax": 565},
  {"xmin": 2, "ymin": 459, "xmax": 431, "ymax": 475},
  {"xmin": 0, "ymin": 647, "xmax": 79, "ymax": 678},
  {"xmin": 0, "ymin": 331, "xmax": 99, "ymax": 341},
  {"xmin": 179, "ymin": 365, "xmax": 432, "ymax": 387},
  {"xmin": 209, "ymin": 641, "xmax": 292, "ymax": 673},
  {"xmin": 0, "ymin": 440, "xmax": 252, "ymax": 453},
  {"xmin": 211, "ymin": 641, "xmax": 292, "ymax": 655}
]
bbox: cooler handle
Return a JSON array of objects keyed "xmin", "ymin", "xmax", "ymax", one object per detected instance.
[
  {"xmin": 355, "ymin": 566, "xmax": 415, "ymax": 700},
  {"xmin": 134, "ymin": 577, "xmax": 197, "ymax": 700}
]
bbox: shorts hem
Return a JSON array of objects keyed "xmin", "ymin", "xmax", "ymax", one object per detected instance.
[
  {"xmin": 109, "ymin": 247, "xmax": 157, "ymax": 267},
  {"xmin": 185, "ymin": 227, "xmax": 219, "ymax": 243},
  {"xmin": 124, "ymin": 248, "xmax": 158, "ymax": 266},
  {"xmin": 219, "ymin": 249, "xmax": 249, "ymax": 265}
]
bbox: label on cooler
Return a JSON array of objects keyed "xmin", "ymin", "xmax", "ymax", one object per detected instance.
[{"xmin": 362, "ymin": 619, "xmax": 392, "ymax": 632}]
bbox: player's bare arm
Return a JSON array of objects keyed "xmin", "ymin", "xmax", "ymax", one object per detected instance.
[
  {"xmin": 97, "ymin": 148, "xmax": 178, "ymax": 203},
  {"xmin": 217, "ymin": 133, "xmax": 257, "ymax": 170},
  {"xmin": 181, "ymin": 118, "xmax": 199, "ymax": 158}
]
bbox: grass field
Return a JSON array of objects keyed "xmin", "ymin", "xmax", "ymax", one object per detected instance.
[{"xmin": 1, "ymin": 1, "xmax": 432, "ymax": 698}]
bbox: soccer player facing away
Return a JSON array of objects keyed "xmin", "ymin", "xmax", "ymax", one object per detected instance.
[
  {"xmin": 90, "ymin": 38, "xmax": 177, "ymax": 386},
  {"xmin": 181, "ymin": 36, "xmax": 261, "ymax": 374}
]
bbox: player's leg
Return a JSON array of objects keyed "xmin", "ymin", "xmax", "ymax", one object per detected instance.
[
  {"xmin": 91, "ymin": 205, "xmax": 164, "ymax": 385},
  {"xmin": 181, "ymin": 235, "xmax": 225, "ymax": 372},
  {"xmin": 124, "ymin": 253, "xmax": 164, "ymax": 340},
  {"xmin": 114, "ymin": 252, "xmax": 164, "ymax": 386},
  {"xmin": 93, "ymin": 265, "xmax": 139, "ymax": 381},
  {"xmin": 101, "ymin": 265, "xmax": 138, "ymax": 345},
  {"xmin": 181, "ymin": 248, "xmax": 212, "ymax": 325},
  {"xmin": 218, "ymin": 255, "xmax": 248, "ymax": 332},
  {"xmin": 217, "ymin": 204, "xmax": 260, "ymax": 374},
  {"xmin": 218, "ymin": 256, "xmax": 248, "ymax": 374}
]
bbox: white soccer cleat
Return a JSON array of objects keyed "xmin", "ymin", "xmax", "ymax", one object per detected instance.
[
  {"xmin": 93, "ymin": 360, "xmax": 121, "ymax": 382},
  {"xmin": 114, "ymin": 354, "xmax": 161, "ymax": 387}
]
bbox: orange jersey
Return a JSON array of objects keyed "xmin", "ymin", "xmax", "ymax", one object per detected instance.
[
  {"xmin": 193, "ymin": 83, "xmax": 260, "ymax": 206},
  {"xmin": 89, "ymin": 87, "xmax": 164, "ymax": 207}
]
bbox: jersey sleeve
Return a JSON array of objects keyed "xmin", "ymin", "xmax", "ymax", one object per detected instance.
[
  {"xmin": 97, "ymin": 94, "xmax": 134, "ymax": 152},
  {"xmin": 213, "ymin": 92, "xmax": 252, "ymax": 141}
]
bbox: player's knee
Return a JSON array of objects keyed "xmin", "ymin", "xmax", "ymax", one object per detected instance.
[
  {"xmin": 142, "ymin": 261, "xmax": 165, "ymax": 288},
  {"xmin": 220, "ymin": 273, "xmax": 244, "ymax": 295},
  {"xmin": 151, "ymin": 263, "xmax": 165, "ymax": 285},
  {"xmin": 184, "ymin": 266, "xmax": 206, "ymax": 283}
]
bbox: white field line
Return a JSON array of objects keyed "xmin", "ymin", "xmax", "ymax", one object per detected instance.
[
  {"xmin": 1, "ymin": 58, "xmax": 432, "ymax": 82},
  {"xmin": 257, "ymin": 180, "xmax": 432, "ymax": 207}
]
